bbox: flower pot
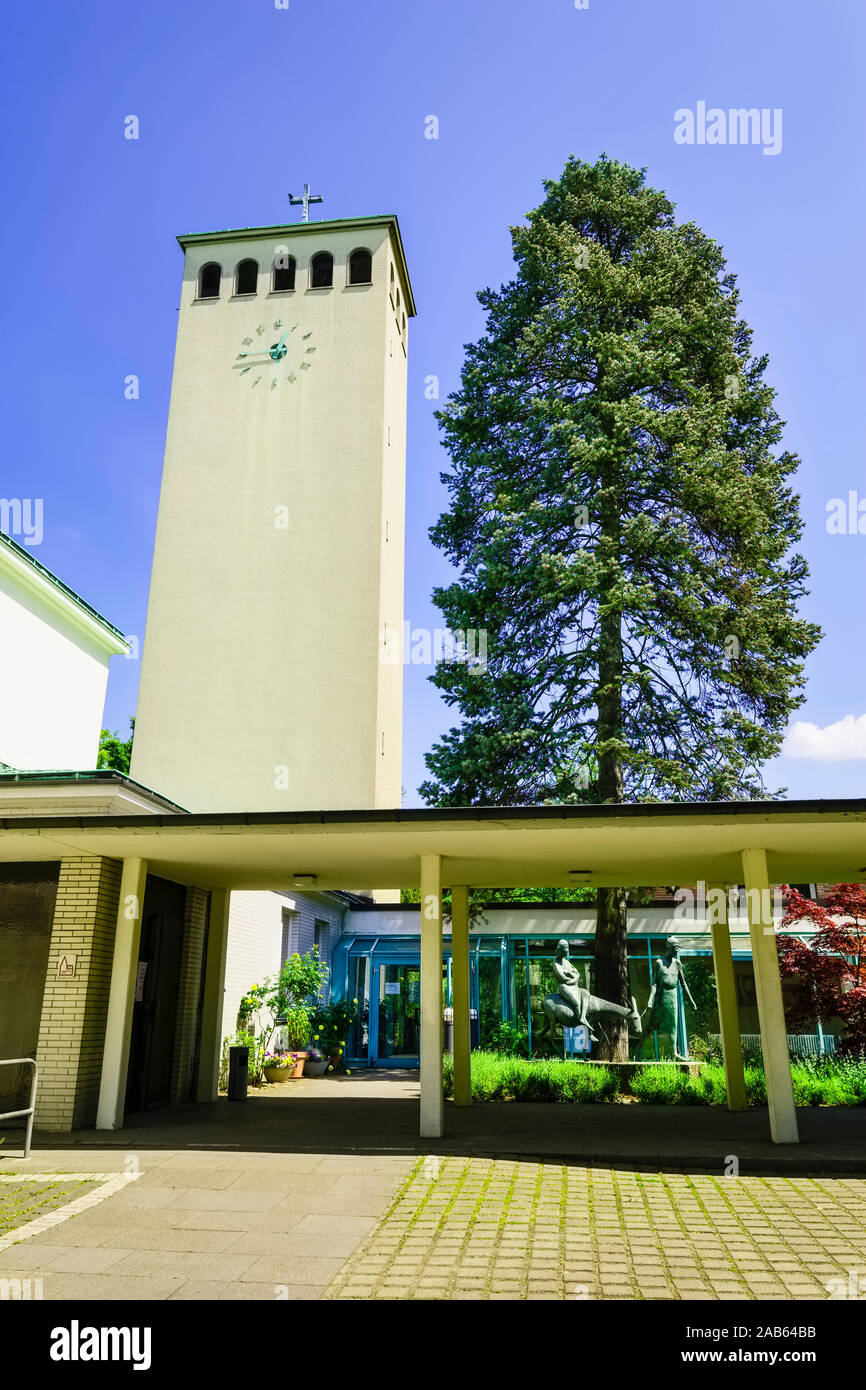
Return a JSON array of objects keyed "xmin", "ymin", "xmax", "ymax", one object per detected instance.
[
  {"xmin": 304, "ymin": 1058, "xmax": 328, "ymax": 1078},
  {"xmin": 263, "ymin": 1065, "xmax": 291, "ymax": 1083},
  {"xmin": 289, "ymin": 1052, "xmax": 308, "ymax": 1078}
]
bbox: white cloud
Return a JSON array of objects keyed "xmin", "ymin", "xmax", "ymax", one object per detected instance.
[{"xmin": 783, "ymin": 714, "xmax": 866, "ymax": 761}]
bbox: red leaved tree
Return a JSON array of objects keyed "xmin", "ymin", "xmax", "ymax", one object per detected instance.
[{"xmin": 779, "ymin": 885, "xmax": 866, "ymax": 1054}]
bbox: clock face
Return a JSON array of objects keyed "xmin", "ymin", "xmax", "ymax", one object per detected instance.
[{"xmin": 232, "ymin": 318, "xmax": 317, "ymax": 389}]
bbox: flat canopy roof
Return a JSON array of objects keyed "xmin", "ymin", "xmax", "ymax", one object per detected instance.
[{"xmin": 1, "ymin": 800, "xmax": 865, "ymax": 891}]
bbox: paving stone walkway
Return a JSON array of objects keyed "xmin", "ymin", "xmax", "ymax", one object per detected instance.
[
  {"xmin": 4, "ymin": 1078, "xmax": 865, "ymax": 1301},
  {"xmin": 0, "ymin": 1147, "xmax": 414, "ymax": 1300},
  {"xmin": 326, "ymin": 1157, "xmax": 866, "ymax": 1300}
]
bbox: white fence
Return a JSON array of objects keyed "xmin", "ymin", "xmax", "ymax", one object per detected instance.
[{"xmin": 709, "ymin": 1033, "xmax": 837, "ymax": 1057}]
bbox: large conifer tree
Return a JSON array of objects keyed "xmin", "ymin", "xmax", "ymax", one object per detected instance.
[{"xmin": 421, "ymin": 156, "xmax": 820, "ymax": 1059}]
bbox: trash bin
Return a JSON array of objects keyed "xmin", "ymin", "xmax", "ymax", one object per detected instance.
[
  {"xmin": 228, "ymin": 1045, "xmax": 249, "ymax": 1101},
  {"xmin": 443, "ymin": 1009, "xmax": 480, "ymax": 1054}
]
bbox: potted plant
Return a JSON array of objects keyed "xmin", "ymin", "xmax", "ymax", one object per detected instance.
[
  {"xmin": 283, "ymin": 1006, "xmax": 312, "ymax": 1076},
  {"xmin": 238, "ymin": 947, "xmax": 329, "ymax": 1078},
  {"xmin": 262, "ymin": 1050, "xmax": 294, "ymax": 1083},
  {"xmin": 311, "ymin": 999, "xmax": 359, "ymax": 1072},
  {"xmin": 304, "ymin": 1046, "xmax": 329, "ymax": 1078}
]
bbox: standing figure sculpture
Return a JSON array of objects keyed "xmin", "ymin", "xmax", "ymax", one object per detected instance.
[
  {"xmin": 536, "ymin": 940, "xmax": 642, "ymax": 1053},
  {"xmin": 643, "ymin": 936, "xmax": 695, "ymax": 1060}
]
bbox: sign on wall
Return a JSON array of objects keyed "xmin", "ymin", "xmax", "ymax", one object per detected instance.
[
  {"xmin": 563, "ymin": 1025, "xmax": 590, "ymax": 1055},
  {"xmin": 56, "ymin": 954, "xmax": 77, "ymax": 979}
]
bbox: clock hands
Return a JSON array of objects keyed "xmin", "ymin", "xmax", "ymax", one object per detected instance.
[
  {"xmin": 234, "ymin": 322, "xmax": 312, "ymax": 385},
  {"xmin": 269, "ymin": 330, "xmax": 289, "ymax": 362},
  {"xmin": 237, "ymin": 327, "xmax": 293, "ymax": 362}
]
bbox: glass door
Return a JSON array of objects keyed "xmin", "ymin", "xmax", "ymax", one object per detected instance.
[{"xmin": 372, "ymin": 961, "xmax": 421, "ymax": 1064}]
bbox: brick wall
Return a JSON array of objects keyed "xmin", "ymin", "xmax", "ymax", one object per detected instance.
[
  {"xmin": 34, "ymin": 856, "xmax": 121, "ymax": 1131},
  {"xmin": 170, "ymin": 887, "xmax": 209, "ymax": 1102}
]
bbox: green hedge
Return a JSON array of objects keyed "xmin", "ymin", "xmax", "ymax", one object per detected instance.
[
  {"xmin": 442, "ymin": 1052, "xmax": 866, "ymax": 1107},
  {"xmin": 443, "ymin": 1051, "xmax": 619, "ymax": 1103}
]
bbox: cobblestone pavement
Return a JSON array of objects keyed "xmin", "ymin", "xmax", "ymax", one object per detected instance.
[{"xmin": 326, "ymin": 1157, "xmax": 866, "ymax": 1301}]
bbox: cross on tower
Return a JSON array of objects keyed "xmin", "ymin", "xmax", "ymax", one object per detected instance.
[{"xmin": 288, "ymin": 183, "xmax": 324, "ymax": 222}]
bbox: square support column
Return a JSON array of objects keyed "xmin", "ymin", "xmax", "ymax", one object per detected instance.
[
  {"xmin": 196, "ymin": 888, "xmax": 232, "ymax": 1102},
  {"xmin": 451, "ymin": 885, "xmax": 471, "ymax": 1107},
  {"xmin": 741, "ymin": 848, "xmax": 798, "ymax": 1144},
  {"xmin": 707, "ymin": 882, "xmax": 746, "ymax": 1111},
  {"xmin": 96, "ymin": 857, "xmax": 148, "ymax": 1131},
  {"xmin": 419, "ymin": 854, "xmax": 444, "ymax": 1138}
]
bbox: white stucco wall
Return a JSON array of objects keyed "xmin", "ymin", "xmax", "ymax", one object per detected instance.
[
  {"xmin": 0, "ymin": 567, "xmax": 116, "ymax": 771},
  {"xmin": 221, "ymin": 889, "xmax": 346, "ymax": 1043}
]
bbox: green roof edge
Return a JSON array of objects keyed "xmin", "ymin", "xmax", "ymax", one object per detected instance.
[
  {"xmin": 0, "ymin": 768, "xmax": 187, "ymax": 812},
  {"xmin": 0, "ymin": 531, "xmax": 128, "ymax": 648}
]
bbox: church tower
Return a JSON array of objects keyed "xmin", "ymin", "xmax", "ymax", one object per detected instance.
[{"xmin": 131, "ymin": 212, "xmax": 413, "ymax": 812}]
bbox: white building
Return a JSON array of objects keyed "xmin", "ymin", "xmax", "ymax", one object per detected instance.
[{"xmin": 0, "ymin": 532, "xmax": 128, "ymax": 772}]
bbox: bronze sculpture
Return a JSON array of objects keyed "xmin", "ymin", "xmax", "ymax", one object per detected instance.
[
  {"xmin": 642, "ymin": 935, "xmax": 695, "ymax": 1060},
  {"xmin": 536, "ymin": 939, "xmax": 642, "ymax": 1052}
]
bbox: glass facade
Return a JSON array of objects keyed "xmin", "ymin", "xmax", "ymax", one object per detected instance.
[{"xmin": 331, "ymin": 933, "xmax": 753, "ymax": 1065}]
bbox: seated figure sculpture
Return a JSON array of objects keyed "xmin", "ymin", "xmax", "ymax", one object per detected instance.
[
  {"xmin": 551, "ymin": 938, "xmax": 597, "ymax": 1039},
  {"xmin": 536, "ymin": 939, "xmax": 642, "ymax": 1052}
]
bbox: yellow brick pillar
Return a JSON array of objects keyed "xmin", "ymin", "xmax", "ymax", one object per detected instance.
[
  {"xmin": 419, "ymin": 854, "xmax": 444, "ymax": 1138},
  {"xmin": 707, "ymin": 882, "xmax": 746, "ymax": 1111},
  {"xmin": 451, "ymin": 886, "xmax": 471, "ymax": 1107},
  {"xmin": 34, "ymin": 856, "xmax": 122, "ymax": 1132},
  {"xmin": 741, "ymin": 848, "xmax": 798, "ymax": 1144},
  {"xmin": 170, "ymin": 887, "xmax": 210, "ymax": 1102}
]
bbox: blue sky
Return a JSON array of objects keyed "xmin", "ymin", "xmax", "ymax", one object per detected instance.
[{"xmin": 2, "ymin": 0, "xmax": 864, "ymax": 803}]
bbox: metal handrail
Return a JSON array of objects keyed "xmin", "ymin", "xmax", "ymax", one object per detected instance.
[{"xmin": 0, "ymin": 1058, "xmax": 38, "ymax": 1159}]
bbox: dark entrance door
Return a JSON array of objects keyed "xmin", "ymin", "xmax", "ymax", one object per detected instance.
[{"xmin": 125, "ymin": 877, "xmax": 185, "ymax": 1114}]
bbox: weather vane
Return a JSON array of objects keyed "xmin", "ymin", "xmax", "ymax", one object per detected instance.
[{"xmin": 288, "ymin": 183, "xmax": 323, "ymax": 222}]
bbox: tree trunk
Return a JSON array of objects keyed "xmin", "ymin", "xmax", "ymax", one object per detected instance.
[
  {"xmin": 594, "ymin": 486, "xmax": 629, "ymax": 1061},
  {"xmin": 594, "ymin": 886, "xmax": 630, "ymax": 1060}
]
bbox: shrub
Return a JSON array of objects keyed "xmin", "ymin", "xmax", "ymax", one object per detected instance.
[
  {"xmin": 218, "ymin": 1030, "xmax": 265, "ymax": 1089},
  {"xmin": 743, "ymin": 1065, "xmax": 767, "ymax": 1105},
  {"xmin": 790, "ymin": 1056, "xmax": 866, "ymax": 1107},
  {"xmin": 688, "ymin": 1036, "xmax": 723, "ymax": 1064},
  {"xmin": 310, "ymin": 999, "xmax": 358, "ymax": 1055},
  {"xmin": 241, "ymin": 948, "xmax": 329, "ymax": 1055},
  {"xmin": 629, "ymin": 1064, "xmax": 694, "ymax": 1105},
  {"xmin": 283, "ymin": 1006, "xmax": 311, "ymax": 1051},
  {"xmin": 443, "ymin": 1051, "xmax": 618, "ymax": 1103},
  {"xmin": 442, "ymin": 1050, "xmax": 866, "ymax": 1107},
  {"xmin": 686, "ymin": 1064, "xmax": 729, "ymax": 1105},
  {"xmin": 482, "ymin": 1020, "xmax": 530, "ymax": 1057}
]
